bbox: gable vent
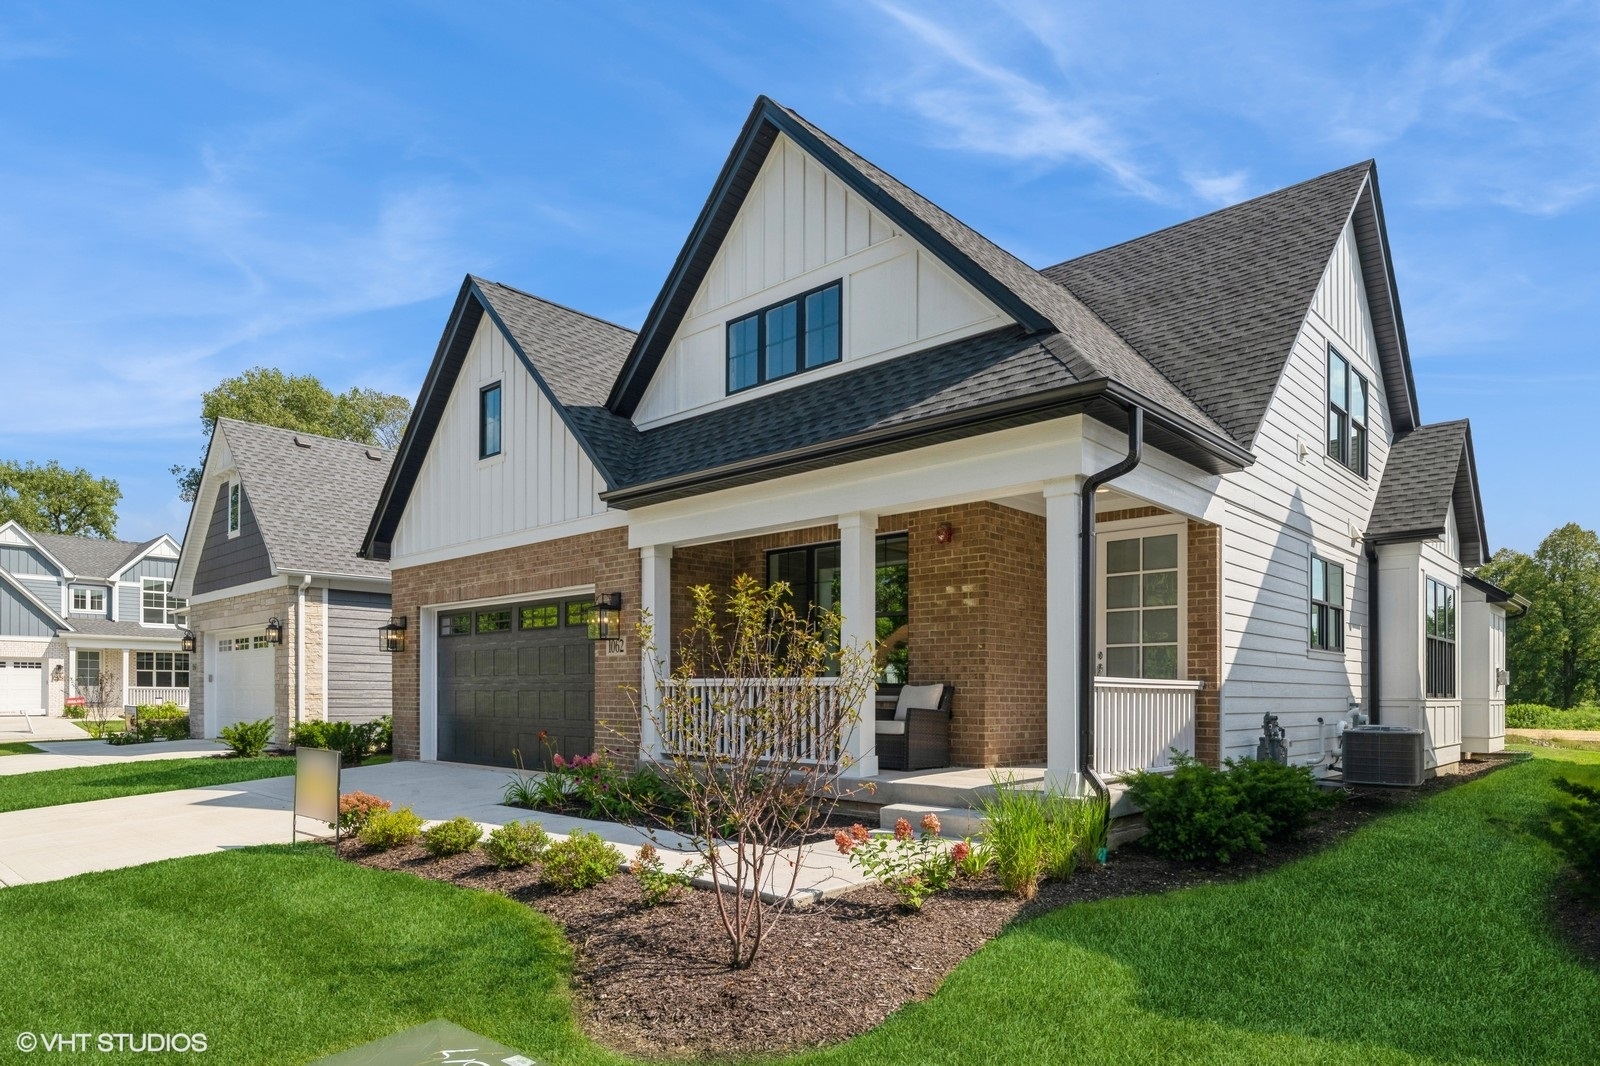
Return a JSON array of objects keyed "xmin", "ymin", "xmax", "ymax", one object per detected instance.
[{"xmin": 293, "ymin": 436, "xmax": 313, "ymax": 449}]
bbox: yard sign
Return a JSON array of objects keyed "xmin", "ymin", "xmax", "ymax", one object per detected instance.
[{"xmin": 293, "ymin": 746, "xmax": 340, "ymax": 844}]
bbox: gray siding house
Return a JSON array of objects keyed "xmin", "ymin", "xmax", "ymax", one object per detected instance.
[
  {"xmin": 172, "ymin": 418, "xmax": 395, "ymax": 745},
  {"xmin": 0, "ymin": 521, "xmax": 189, "ymax": 717}
]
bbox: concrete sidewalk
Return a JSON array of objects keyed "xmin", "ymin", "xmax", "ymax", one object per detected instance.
[
  {"xmin": 0, "ymin": 716, "xmax": 95, "ymax": 743},
  {"xmin": 0, "ymin": 739, "xmax": 231, "ymax": 777},
  {"xmin": 0, "ymin": 759, "xmax": 873, "ymax": 902}
]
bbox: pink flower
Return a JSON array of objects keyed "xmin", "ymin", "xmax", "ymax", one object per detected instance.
[
  {"xmin": 894, "ymin": 818, "xmax": 913, "ymax": 841},
  {"xmin": 951, "ymin": 841, "xmax": 971, "ymax": 864},
  {"xmin": 921, "ymin": 812, "xmax": 942, "ymax": 835},
  {"xmin": 834, "ymin": 830, "xmax": 856, "ymax": 855},
  {"xmin": 850, "ymin": 823, "xmax": 871, "ymax": 844},
  {"xmin": 552, "ymin": 753, "xmax": 567, "ymax": 769}
]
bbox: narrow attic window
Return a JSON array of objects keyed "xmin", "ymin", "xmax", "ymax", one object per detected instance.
[
  {"xmin": 726, "ymin": 280, "xmax": 842, "ymax": 394},
  {"xmin": 1326, "ymin": 346, "xmax": 1369, "ymax": 477},
  {"xmin": 227, "ymin": 480, "xmax": 241, "ymax": 537},
  {"xmin": 479, "ymin": 382, "xmax": 503, "ymax": 459}
]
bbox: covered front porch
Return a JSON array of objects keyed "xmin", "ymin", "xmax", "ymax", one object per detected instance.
[{"xmin": 626, "ymin": 416, "xmax": 1223, "ymax": 793}]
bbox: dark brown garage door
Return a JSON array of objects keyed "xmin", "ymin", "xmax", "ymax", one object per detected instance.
[{"xmin": 436, "ymin": 598, "xmax": 594, "ymax": 769}]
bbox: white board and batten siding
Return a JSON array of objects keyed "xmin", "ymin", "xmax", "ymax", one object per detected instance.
[
  {"xmin": 1375, "ymin": 507, "xmax": 1464, "ymax": 767},
  {"xmin": 391, "ymin": 316, "xmax": 610, "ymax": 566},
  {"xmin": 633, "ymin": 133, "xmax": 1011, "ymax": 427},
  {"xmin": 1212, "ymin": 220, "xmax": 1393, "ymax": 764}
]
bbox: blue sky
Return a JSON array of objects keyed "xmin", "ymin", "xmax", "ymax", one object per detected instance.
[{"xmin": 1, "ymin": 1, "xmax": 1596, "ymax": 553}]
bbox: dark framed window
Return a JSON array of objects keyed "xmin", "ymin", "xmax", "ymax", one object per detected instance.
[
  {"xmin": 439, "ymin": 612, "xmax": 472, "ymax": 637},
  {"xmin": 476, "ymin": 609, "xmax": 512, "ymax": 633},
  {"xmin": 565, "ymin": 600, "xmax": 594, "ymax": 628},
  {"xmin": 1310, "ymin": 555, "xmax": 1346, "ymax": 652},
  {"xmin": 520, "ymin": 604, "xmax": 559, "ymax": 629},
  {"xmin": 766, "ymin": 532, "xmax": 909, "ymax": 680},
  {"xmin": 726, "ymin": 281, "xmax": 842, "ymax": 394},
  {"xmin": 135, "ymin": 651, "xmax": 189, "ymax": 688},
  {"xmin": 1425, "ymin": 578, "xmax": 1457, "ymax": 698},
  {"xmin": 1326, "ymin": 347, "xmax": 1369, "ymax": 476},
  {"xmin": 479, "ymin": 382, "xmax": 502, "ymax": 459}
]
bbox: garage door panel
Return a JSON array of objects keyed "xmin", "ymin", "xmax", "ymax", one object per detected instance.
[
  {"xmin": 212, "ymin": 634, "xmax": 275, "ymax": 735},
  {"xmin": 0, "ymin": 660, "xmax": 46, "ymax": 714}
]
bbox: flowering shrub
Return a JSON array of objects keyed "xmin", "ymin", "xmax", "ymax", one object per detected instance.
[
  {"xmin": 951, "ymin": 837, "xmax": 991, "ymax": 878},
  {"xmin": 836, "ymin": 814, "xmax": 958, "ymax": 912},
  {"xmin": 335, "ymin": 791, "xmax": 391, "ymax": 833}
]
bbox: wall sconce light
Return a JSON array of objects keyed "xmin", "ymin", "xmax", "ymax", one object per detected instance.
[
  {"xmin": 180, "ymin": 629, "xmax": 197, "ymax": 654},
  {"xmin": 378, "ymin": 616, "xmax": 408, "ymax": 653},
  {"xmin": 934, "ymin": 523, "xmax": 955, "ymax": 545},
  {"xmin": 50, "ymin": 664, "xmax": 64, "ymax": 682},
  {"xmin": 590, "ymin": 592, "xmax": 623, "ymax": 641},
  {"xmin": 265, "ymin": 617, "xmax": 284, "ymax": 645}
]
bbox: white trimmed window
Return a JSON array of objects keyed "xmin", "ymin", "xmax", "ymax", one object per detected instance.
[
  {"xmin": 227, "ymin": 480, "xmax": 242, "ymax": 537},
  {"xmin": 70, "ymin": 586, "xmax": 106, "ymax": 613},
  {"xmin": 142, "ymin": 578, "xmax": 188, "ymax": 626},
  {"xmin": 75, "ymin": 649, "xmax": 101, "ymax": 688},
  {"xmin": 135, "ymin": 651, "xmax": 190, "ymax": 688}
]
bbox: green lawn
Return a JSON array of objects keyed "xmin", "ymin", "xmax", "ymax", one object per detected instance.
[
  {"xmin": 0, "ymin": 751, "xmax": 1595, "ymax": 1065},
  {"xmin": 0, "ymin": 756, "xmax": 294, "ymax": 813},
  {"xmin": 0, "ymin": 742, "xmax": 42, "ymax": 756}
]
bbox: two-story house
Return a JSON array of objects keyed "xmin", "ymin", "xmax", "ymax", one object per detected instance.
[
  {"xmin": 359, "ymin": 96, "xmax": 1517, "ymax": 790},
  {"xmin": 0, "ymin": 521, "xmax": 190, "ymax": 717}
]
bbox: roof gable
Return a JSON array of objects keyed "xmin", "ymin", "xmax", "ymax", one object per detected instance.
[
  {"xmin": 28, "ymin": 529, "xmax": 161, "ymax": 580},
  {"xmin": 1043, "ymin": 161, "xmax": 1419, "ymax": 447},
  {"xmin": 1367, "ymin": 420, "xmax": 1488, "ymax": 566},
  {"xmin": 0, "ymin": 568, "xmax": 69, "ymax": 632}
]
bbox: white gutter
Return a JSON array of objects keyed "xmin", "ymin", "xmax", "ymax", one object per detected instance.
[{"xmin": 295, "ymin": 574, "xmax": 311, "ymax": 734}]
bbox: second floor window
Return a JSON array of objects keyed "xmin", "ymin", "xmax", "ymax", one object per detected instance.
[
  {"xmin": 479, "ymin": 382, "xmax": 502, "ymax": 459},
  {"xmin": 1426, "ymin": 577, "xmax": 1456, "ymax": 698},
  {"xmin": 726, "ymin": 281, "xmax": 842, "ymax": 393},
  {"xmin": 228, "ymin": 481, "xmax": 241, "ymax": 535},
  {"xmin": 70, "ymin": 586, "xmax": 105, "ymax": 613},
  {"xmin": 1327, "ymin": 347, "xmax": 1370, "ymax": 476},
  {"xmin": 142, "ymin": 577, "xmax": 187, "ymax": 626},
  {"xmin": 1309, "ymin": 555, "xmax": 1345, "ymax": 652}
]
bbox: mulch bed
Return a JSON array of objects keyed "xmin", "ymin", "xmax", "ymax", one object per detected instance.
[
  {"xmin": 1553, "ymin": 876, "xmax": 1600, "ymax": 968},
  {"xmin": 337, "ymin": 755, "xmax": 1519, "ymax": 1059}
]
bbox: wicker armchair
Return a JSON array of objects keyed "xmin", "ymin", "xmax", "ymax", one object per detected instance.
[{"xmin": 873, "ymin": 683, "xmax": 955, "ymax": 771}]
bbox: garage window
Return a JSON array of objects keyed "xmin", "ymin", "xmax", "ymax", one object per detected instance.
[
  {"xmin": 521, "ymin": 604, "xmax": 559, "ymax": 629},
  {"xmin": 565, "ymin": 601, "xmax": 594, "ymax": 628},
  {"xmin": 440, "ymin": 613, "xmax": 472, "ymax": 637},
  {"xmin": 476, "ymin": 609, "xmax": 513, "ymax": 634}
]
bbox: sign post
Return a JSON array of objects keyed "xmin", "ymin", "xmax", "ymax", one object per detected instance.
[{"xmin": 293, "ymin": 746, "xmax": 341, "ymax": 846}]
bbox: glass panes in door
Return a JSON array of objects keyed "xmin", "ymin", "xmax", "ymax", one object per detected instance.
[{"xmin": 1104, "ymin": 532, "xmax": 1180, "ymax": 679}]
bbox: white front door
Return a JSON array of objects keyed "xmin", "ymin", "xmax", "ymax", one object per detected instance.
[
  {"xmin": 0, "ymin": 659, "xmax": 46, "ymax": 714},
  {"xmin": 210, "ymin": 632, "xmax": 275, "ymax": 735}
]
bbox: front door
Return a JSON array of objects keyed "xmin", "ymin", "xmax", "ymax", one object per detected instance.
[{"xmin": 1098, "ymin": 526, "xmax": 1184, "ymax": 680}]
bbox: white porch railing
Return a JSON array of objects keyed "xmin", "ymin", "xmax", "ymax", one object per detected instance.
[
  {"xmin": 1094, "ymin": 677, "xmax": 1202, "ymax": 776},
  {"xmin": 127, "ymin": 687, "xmax": 190, "ymax": 709},
  {"xmin": 660, "ymin": 678, "xmax": 845, "ymax": 765}
]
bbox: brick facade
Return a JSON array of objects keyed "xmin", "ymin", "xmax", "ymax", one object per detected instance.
[
  {"xmin": 388, "ymin": 525, "xmax": 641, "ymax": 764},
  {"xmin": 186, "ymin": 583, "xmax": 315, "ymax": 745}
]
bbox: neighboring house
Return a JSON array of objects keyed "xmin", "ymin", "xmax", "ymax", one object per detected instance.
[
  {"xmin": 172, "ymin": 419, "xmax": 395, "ymax": 745},
  {"xmin": 361, "ymin": 96, "xmax": 1517, "ymax": 788},
  {"xmin": 0, "ymin": 520, "xmax": 189, "ymax": 716}
]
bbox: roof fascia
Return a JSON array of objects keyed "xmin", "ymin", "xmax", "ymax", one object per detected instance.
[
  {"xmin": 606, "ymin": 96, "xmax": 1052, "ymax": 416},
  {"xmin": 1352, "ymin": 168, "xmax": 1421, "ymax": 433},
  {"xmin": 113, "ymin": 534, "xmax": 182, "ymax": 583},
  {"xmin": 1455, "ymin": 423, "xmax": 1490, "ymax": 566}
]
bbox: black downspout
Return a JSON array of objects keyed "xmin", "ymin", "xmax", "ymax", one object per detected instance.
[
  {"xmin": 1079, "ymin": 406, "xmax": 1145, "ymax": 797},
  {"xmin": 1364, "ymin": 540, "xmax": 1381, "ymax": 725}
]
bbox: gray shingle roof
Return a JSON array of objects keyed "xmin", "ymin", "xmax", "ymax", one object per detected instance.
[
  {"xmin": 29, "ymin": 531, "xmax": 158, "ymax": 580},
  {"xmin": 1041, "ymin": 162, "xmax": 1373, "ymax": 447},
  {"xmin": 1368, "ymin": 419, "xmax": 1487, "ymax": 566},
  {"xmin": 472, "ymin": 277, "xmax": 636, "ymax": 409},
  {"xmin": 63, "ymin": 617, "xmax": 183, "ymax": 640},
  {"xmin": 220, "ymin": 419, "xmax": 393, "ymax": 579}
]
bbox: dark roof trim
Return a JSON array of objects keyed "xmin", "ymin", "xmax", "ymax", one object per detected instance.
[
  {"xmin": 601, "ymin": 377, "xmax": 1253, "ymax": 509},
  {"xmin": 1349, "ymin": 168, "xmax": 1421, "ymax": 434},
  {"xmin": 1461, "ymin": 571, "xmax": 1530, "ymax": 618},
  {"xmin": 605, "ymin": 96, "xmax": 1052, "ymax": 416}
]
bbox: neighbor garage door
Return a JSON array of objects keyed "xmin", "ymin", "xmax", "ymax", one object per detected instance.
[
  {"xmin": 211, "ymin": 632, "xmax": 275, "ymax": 735},
  {"xmin": 436, "ymin": 597, "xmax": 594, "ymax": 769},
  {"xmin": 0, "ymin": 659, "xmax": 45, "ymax": 715}
]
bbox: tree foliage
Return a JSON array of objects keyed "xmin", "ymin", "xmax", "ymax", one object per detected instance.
[
  {"xmin": 170, "ymin": 368, "xmax": 411, "ymax": 500},
  {"xmin": 1479, "ymin": 523, "xmax": 1600, "ymax": 708},
  {"xmin": 0, "ymin": 460, "xmax": 121, "ymax": 538}
]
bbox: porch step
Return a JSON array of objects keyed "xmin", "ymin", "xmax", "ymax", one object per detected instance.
[{"xmin": 877, "ymin": 802, "xmax": 984, "ymax": 839}]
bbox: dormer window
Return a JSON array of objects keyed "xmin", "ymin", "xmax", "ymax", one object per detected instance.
[
  {"xmin": 70, "ymin": 586, "xmax": 105, "ymax": 613},
  {"xmin": 726, "ymin": 281, "xmax": 842, "ymax": 394},
  {"xmin": 227, "ymin": 480, "xmax": 242, "ymax": 537},
  {"xmin": 1326, "ymin": 346, "xmax": 1369, "ymax": 477}
]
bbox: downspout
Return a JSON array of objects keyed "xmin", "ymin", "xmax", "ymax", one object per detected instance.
[
  {"xmin": 1364, "ymin": 541, "xmax": 1381, "ymax": 725},
  {"xmin": 1079, "ymin": 406, "xmax": 1145, "ymax": 798},
  {"xmin": 295, "ymin": 574, "xmax": 311, "ymax": 736}
]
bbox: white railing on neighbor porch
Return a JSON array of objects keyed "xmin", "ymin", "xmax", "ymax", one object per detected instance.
[
  {"xmin": 127, "ymin": 688, "xmax": 190, "ymax": 709},
  {"xmin": 1094, "ymin": 677, "xmax": 1202, "ymax": 776},
  {"xmin": 660, "ymin": 678, "xmax": 846, "ymax": 765}
]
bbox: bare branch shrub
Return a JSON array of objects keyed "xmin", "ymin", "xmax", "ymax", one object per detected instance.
[{"xmin": 78, "ymin": 664, "xmax": 123, "ymax": 734}]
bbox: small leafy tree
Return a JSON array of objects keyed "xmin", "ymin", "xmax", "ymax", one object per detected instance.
[
  {"xmin": 630, "ymin": 574, "xmax": 874, "ymax": 968},
  {"xmin": 78, "ymin": 664, "xmax": 123, "ymax": 737}
]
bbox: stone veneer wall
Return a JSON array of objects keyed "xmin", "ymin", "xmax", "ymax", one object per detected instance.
[
  {"xmin": 387, "ymin": 525, "xmax": 641, "ymax": 764},
  {"xmin": 185, "ymin": 584, "xmax": 302, "ymax": 744}
]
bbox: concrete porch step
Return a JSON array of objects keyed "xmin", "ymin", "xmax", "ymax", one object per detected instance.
[{"xmin": 877, "ymin": 802, "xmax": 984, "ymax": 839}]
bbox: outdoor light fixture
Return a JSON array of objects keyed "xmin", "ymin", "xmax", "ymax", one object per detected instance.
[
  {"xmin": 934, "ymin": 523, "xmax": 955, "ymax": 545},
  {"xmin": 265, "ymin": 617, "xmax": 284, "ymax": 645},
  {"xmin": 378, "ymin": 616, "xmax": 408, "ymax": 653},
  {"xmin": 50, "ymin": 664, "xmax": 63, "ymax": 682},
  {"xmin": 590, "ymin": 592, "xmax": 623, "ymax": 641},
  {"xmin": 180, "ymin": 629, "xmax": 197, "ymax": 654}
]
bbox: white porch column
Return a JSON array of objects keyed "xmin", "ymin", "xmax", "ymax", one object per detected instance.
[
  {"xmin": 638, "ymin": 543, "xmax": 672, "ymax": 761},
  {"xmin": 1044, "ymin": 477, "xmax": 1085, "ymax": 794},
  {"xmin": 837, "ymin": 511, "xmax": 879, "ymax": 779},
  {"xmin": 121, "ymin": 648, "xmax": 130, "ymax": 709}
]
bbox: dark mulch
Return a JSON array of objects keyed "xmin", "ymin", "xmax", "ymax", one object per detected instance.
[
  {"xmin": 1553, "ymin": 876, "xmax": 1600, "ymax": 968},
  {"xmin": 338, "ymin": 756, "xmax": 1516, "ymax": 1059}
]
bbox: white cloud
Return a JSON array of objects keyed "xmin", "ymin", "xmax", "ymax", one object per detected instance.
[{"xmin": 1183, "ymin": 169, "xmax": 1252, "ymax": 207}]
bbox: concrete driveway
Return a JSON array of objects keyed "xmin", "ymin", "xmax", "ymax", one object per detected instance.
[{"xmin": 0, "ymin": 739, "xmax": 231, "ymax": 777}]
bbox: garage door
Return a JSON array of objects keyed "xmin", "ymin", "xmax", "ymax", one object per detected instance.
[
  {"xmin": 0, "ymin": 659, "xmax": 45, "ymax": 714},
  {"xmin": 211, "ymin": 633, "xmax": 275, "ymax": 735},
  {"xmin": 437, "ymin": 597, "xmax": 594, "ymax": 769}
]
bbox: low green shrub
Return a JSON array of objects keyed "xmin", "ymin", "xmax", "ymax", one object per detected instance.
[
  {"xmin": 336, "ymin": 791, "xmax": 391, "ymax": 834},
  {"xmin": 1507, "ymin": 704, "xmax": 1600, "ymax": 731},
  {"xmin": 367, "ymin": 716, "xmax": 393, "ymax": 754},
  {"xmin": 291, "ymin": 719, "xmax": 386, "ymax": 766},
  {"xmin": 483, "ymin": 820, "xmax": 549, "ymax": 868},
  {"xmin": 135, "ymin": 701, "xmax": 187, "ymax": 721},
  {"xmin": 219, "ymin": 719, "xmax": 273, "ymax": 758},
  {"xmin": 1548, "ymin": 775, "xmax": 1600, "ymax": 900},
  {"xmin": 541, "ymin": 830, "xmax": 622, "ymax": 891},
  {"xmin": 1226, "ymin": 756, "xmax": 1340, "ymax": 838},
  {"xmin": 1126, "ymin": 753, "xmax": 1334, "ymax": 864},
  {"xmin": 629, "ymin": 842, "xmax": 698, "ymax": 906},
  {"xmin": 421, "ymin": 816, "xmax": 483, "ymax": 857},
  {"xmin": 358, "ymin": 806, "xmax": 424, "ymax": 850}
]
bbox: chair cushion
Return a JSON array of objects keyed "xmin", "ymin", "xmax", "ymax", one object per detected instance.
[
  {"xmin": 875, "ymin": 720, "xmax": 907, "ymax": 735},
  {"xmin": 894, "ymin": 683, "xmax": 945, "ymax": 722}
]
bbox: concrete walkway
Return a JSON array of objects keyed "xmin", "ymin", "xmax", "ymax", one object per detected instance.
[
  {"xmin": 0, "ymin": 716, "xmax": 95, "ymax": 742},
  {"xmin": 0, "ymin": 759, "xmax": 874, "ymax": 902},
  {"xmin": 0, "ymin": 739, "xmax": 231, "ymax": 777}
]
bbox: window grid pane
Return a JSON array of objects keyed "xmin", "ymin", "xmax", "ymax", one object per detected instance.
[
  {"xmin": 727, "ymin": 316, "xmax": 760, "ymax": 392},
  {"xmin": 803, "ymin": 285, "xmax": 841, "ymax": 368},
  {"xmin": 764, "ymin": 301, "xmax": 798, "ymax": 379}
]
